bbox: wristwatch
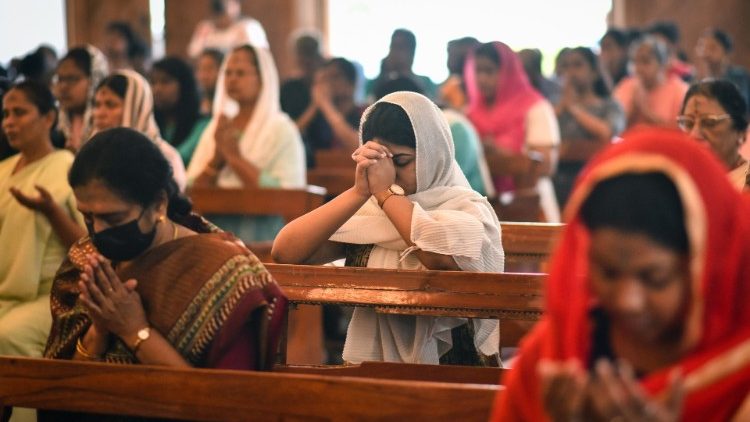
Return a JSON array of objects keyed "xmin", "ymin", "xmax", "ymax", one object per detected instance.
[
  {"xmin": 131, "ymin": 327, "xmax": 151, "ymax": 354},
  {"xmin": 376, "ymin": 184, "xmax": 405, "ymax": 208}
]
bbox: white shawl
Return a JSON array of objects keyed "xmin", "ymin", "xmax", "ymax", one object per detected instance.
[
  {"xmin": 186, "ymin": 45, "xmax": 305, "ymax": 188},
  {"xmin": 96, "ymin": 69, "xmax": 187, "ymax": 191},
  {"xmin": 331, "ymin": 91, "xmax": 505, "ymax": 364}
]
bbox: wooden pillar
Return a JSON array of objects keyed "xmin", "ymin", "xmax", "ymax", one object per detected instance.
[
  {"xmin": 611, "ymin": 0, "xmax": 750, "ymax": 69},
  {"xmin": 164, "ymin": 0, "xmax": 327, "ymax": 78},
  {"xmin": 66, "ymin": 0, "xmax": 151, "ymax": 50}
]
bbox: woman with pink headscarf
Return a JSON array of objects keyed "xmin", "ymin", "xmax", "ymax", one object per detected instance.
[{"xmin": 465, "ymin": 41, "xmax": 560, "ymax": 222}]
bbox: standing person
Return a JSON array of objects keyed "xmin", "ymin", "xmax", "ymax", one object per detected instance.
[
  {"xmin": 491, "ymin": 128, "xmax": 750, "ymax": 422},
  {"xmin": 599, "ymin": 29, "xmax": 632, "ymax": 88},
  {"xmin": 151, "ymin": 57, "xmax": 210, "ymax": 165},
  {"xmin": 54, "ymin": 45, "xmax": 109, "ymax": 152},
  {"xmin": 0, "ymin": 80, "xmax": 85, "ymax": 359},
  {"xmin": 368, "ymin": 29, "xmax": 437, "ymax": 101},
  {"xmin": 694, "ymin": 28, "xmax": 750, "ymax": 105},
  {"xmin": 553, "ymin": 47, "xmax": 625, "ymax": 208},
  {"xmin": 272, "ymin": 91, "xmax": 504, "ymax": 365},
  {"xmin": 614, "ymin": 36, "xmax": 688, "ymax": 129},
  {"xmin": 439, "ymin": 36, "xmax": 479, "ymax": 110},
  {"xmin": 465, "ymin": 41, "xmax": 561, "ymax": 222},
  {"xmin": 91, "ymin": 70, "xmax": 187, "ymax": 191},
  {"xmin": 187, "ymin": 45, "xmax": 305, "ymax": 242},
  {"xmin": 519, "ymin": 48, "xmax": 561, "ymax": 104},
  {"xmin": 187, "ymin": 0, "xmax": 268, "ymax": 58},
  {"xmin": 195, "ymin": 48, "xmax": 224, "ymax": 115},
  {"xmin": 102, "ymin": 21, "xmax": 149, "ymax": 74},
  {"xmin": 647, "ymin": 21, "xmax": 693, "ymax": 81}
]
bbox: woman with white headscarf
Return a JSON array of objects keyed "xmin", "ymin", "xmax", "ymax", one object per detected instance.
[
  {"xmin": 273, "ymin": 91, "xmax": 504, "ymax": 365},
  {"xmin": 187, "ymin": 44, "xmax": 306, "ymax": 242},
  {"xmin": 91, "ymin": 69, "xmax": 187, "ymax": 191},
  {"xmin": 54, "ymin": 45, "xmax": 109, "ymax": 152}
]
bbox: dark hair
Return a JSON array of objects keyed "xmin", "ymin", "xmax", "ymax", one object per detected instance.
[
  {"xmin": 96, "ymin": 74, "xmax": 128, "ymax": 99},
  {"xmin": 703, "ymin": 28, "xmax": 733, "ymax": 53},
  {"xmin": 211, "ymin": 0, "xmax": 226, "ymax": 14},
  {"xmin": 569, "ymin": 47, "xmax": 610, "ymax": 98},
  {"xmin": 60, "ymin": 47, "xmax": 92, "ymax": 76},
  {"xmin": 295, "ymin": 34, "xmax": 322, "ymax": 58},
  {"xmin": 581, "ymin": 172, "xmax": 688, "ymax": 254},
  {"xmin": 681, "ymin": 79, "xmax": 748, "ymax": 132},
  {"xmin": 106, "ymin": 21, "xmax": 149, "ymax": 60},
  {"xmin": 18, "ymin": 46, "xmax": 57, "ymax": 83},
  {"xmin": 448, "ymin": 36, "xmax": 480, "ymax": 49},
  {"xmin": 7, "ymin": 79, "xmax": 58, "ymax": 132},
  {"xmin": 69, "ymin": 127, "xmax": 191, "ymax": 220},
  {"xmin": 200, "ymin": 48, "xmax": 225, "ymax": 67},
  {"xmin": 361, "ymin": 102, "xmax": 416, "ymax": 149},
  {"xmin": 475, "ymin": 42, "xmax": 502, "ymax": 67},
  {"xmin": 600, "ymin": 28, "xmax": 629, "ymax": 48},
  {"xmin": 151, "ymin": 57, "xmax": 202, "ymax": 147},
  {"xmin": 392, "ymin": 29, "xmax": 417, "ymax": 57},
  {"xmin": 648, "ymin": 21, "xmax": 680, "ymax": 44},
  {"xmin": 520, "ymin": 48, "xmax": 543, "ymax": 77},
  {"xmin": 374, "ymin": 76, "xmax": 424, "ymax": 101},
  {"xmin": 324, "ymin": 57, "xmax": 357, "ymax": 85}
]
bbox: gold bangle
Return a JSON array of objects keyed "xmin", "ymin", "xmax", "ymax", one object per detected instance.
[{"xmin": 76, "ymin": 337, "xmax": 101, "ymax": 361}]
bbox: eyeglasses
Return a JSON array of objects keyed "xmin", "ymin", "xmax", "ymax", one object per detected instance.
[{"xmin": 676, "ymin": 114, "xmax": 731, "ymax": 132}]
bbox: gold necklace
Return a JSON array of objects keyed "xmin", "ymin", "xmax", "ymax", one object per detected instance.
[{"xmin": 172, "ymin": 221, "xmax": 179, "ymax": 240}]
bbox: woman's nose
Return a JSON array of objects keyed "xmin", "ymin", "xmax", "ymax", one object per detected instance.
[{"xmin": 613, "ymin": 279, "xmax": 646, "ymax": 314}]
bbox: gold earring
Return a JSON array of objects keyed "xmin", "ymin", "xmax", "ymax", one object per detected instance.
[{"xmin": 158, "ymin": 215, "xmax": 165, "ymax": 223}]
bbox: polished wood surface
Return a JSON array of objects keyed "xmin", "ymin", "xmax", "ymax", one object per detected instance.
[
  {"xmin": 0, "ymin": 357, "xmax": 499, "ymax": 422},
  {"xmin": 500, "ymin": 222, "xmax": 563, "ymax": 272}
]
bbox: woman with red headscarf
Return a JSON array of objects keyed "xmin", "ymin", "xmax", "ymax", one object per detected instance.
[
  {"xmin": 465, "ymin": 41, "xmax": 560, "ymax": 222},
  {"xmin": 491, "ymin": 127, "xmax": 750, "ymax": 421}
]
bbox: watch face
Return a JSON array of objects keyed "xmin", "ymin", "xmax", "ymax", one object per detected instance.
[{"xmin": 390, "ymin": 184, "xmax": 405, "ymax": 195}]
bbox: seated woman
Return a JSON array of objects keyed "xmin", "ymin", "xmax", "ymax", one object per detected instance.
[
  {"xmin": 187, "ymin": 44, "xmax": 306, "ymax": 243},
  {"xmin": 92, "ymin": 70, "xmax": 187, "ymax": 191},
  {"xmin": 614, "ymin": 36, "xmax": 688, "ymax": 129},
  {"xmin": 553, "ymin": 46, "xmax": 626, "ymax": 208},
  {"xmin": 0, "ymin": 80, "xmax": 85, "ymax": 357},
  {"xmin": 272, "ymin": 91, "xmax": 504, "ymax": 365},
  {"xmin": 492, "ymin": 128, "xmax": 750, "ymax": 421},
  {"xmin": 679, "ymin": 79, "xmax": 748, "ymax": 190},
  {"xmin": 196, "ymin": 48, "xmax": 224, "ymax": 115},
  {"xmin": 53, "ymin": 45, "xmax": 109, "ymax": 152},
  {"xmin": 151, "ymin": 56, "xmax": 210, "ymax": 165},
  {"xmin": 44, "ymin": 127, "xmax": 286, "ymax": 373},
  {"xmin": 465, "ymin": 41, "xmax": 561, "ymax": 222}
]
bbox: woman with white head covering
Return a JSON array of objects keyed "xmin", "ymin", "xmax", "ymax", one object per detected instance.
[
  {"xmin": 91, "ymin": 69, "xmax": 187, "ymax": 191},
  {"xmin": 273, "ymin": 91, "xmax": 504, "ymax": 365},
  {"xmin": 54, "ymin": 45, "xmax": 109, "ymax": 152},
  {"xmin": 187, "ymin": 44, "xmax": 305, "ymax": 242}
]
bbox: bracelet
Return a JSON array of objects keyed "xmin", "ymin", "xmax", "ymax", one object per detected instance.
[{"xmin": 76, "ymin": 337, "xmax": 102, "ymax": 361}]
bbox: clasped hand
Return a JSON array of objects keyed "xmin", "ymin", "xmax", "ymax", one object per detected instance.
[
  {"xmin": 78, "ymin": 253, "xmax": 148, "ymax": 341},
  {"xmin": 540, "ymin": 358, "xmax": 684, "ymax": 422},
  {"xmin": 351, "ymin": 140, "xmax": 395, "ymax": 198}
]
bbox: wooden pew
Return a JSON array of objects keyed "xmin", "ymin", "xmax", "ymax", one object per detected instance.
[
  {"xmin": 266, "ymin": 263, "xmax": 545, "ymax": 361},
  {"xmin": 189, "ymin": 186, "xmax": 327, "ymax": 261},
  {"xmin": 275, "ymin": 361, "xmax": 507, "ymax": 385},
  {"xmin": 0, "ymin": 357, "xmax": 499, "ymax": 422},
  {"xmin": 307, "ymin": 150, "xmax": 356, "ymax": 198},
  {"xmin": 500, "ymin": 221, "xmax": 563, "ymax": 272}
]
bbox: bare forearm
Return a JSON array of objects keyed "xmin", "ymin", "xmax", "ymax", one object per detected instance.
[
  {"xmin": 376, "ymin": 194, "xmax": 460, "ymax": 270},
  {"xmin": 567, "ymin": 105, "xmax": 613, "ymax": 140},
  {"xmin": 320, "ymin": 103, "xmax": 359, "ymax": 152},
  {"xmin": 272, "ymin": 188, "xmax": 369, "ymax": 263},
  {"xmin": 295, "ymin": 103, "xmax": 318, "ymax": 132},
  {"xmin": 225, "ymin": 155, "xmax": 261, "ymax": 187},
  {"xmin": 44, "ymin": 203, "xmax": 85, "ymax": 247},
  {"xmin": 127, "ymin": 330, "xmax": 191, "ymax": 367}
]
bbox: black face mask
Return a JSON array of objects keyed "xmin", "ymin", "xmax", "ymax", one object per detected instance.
[{"xmin": 88, "ymin": 210, "xmax": 157, "ymax": 262}]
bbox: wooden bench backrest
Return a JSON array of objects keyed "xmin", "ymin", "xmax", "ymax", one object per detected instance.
[
  {"xmin": 0, "ymin": 357, "xmax": 499, "ymax": 422},
  {"xmin": 189, "ymin": 186, "xmax": 327, "ymax": 223},
  {"xmin": 500, "ymin": 222, "xmax": 563, "ymax": 272},
  {"xmin": 275, "ymin": 361, "xmax": 507, "ymax": 385},
  {"xmin": 266, "ymin": 263, "xmax": 544, "ymax": 354}
]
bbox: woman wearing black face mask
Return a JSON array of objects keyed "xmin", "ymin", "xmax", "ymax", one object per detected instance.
[{"xmin": 43, "ymin": 128, "xmax": 287, "ymax": 411}]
